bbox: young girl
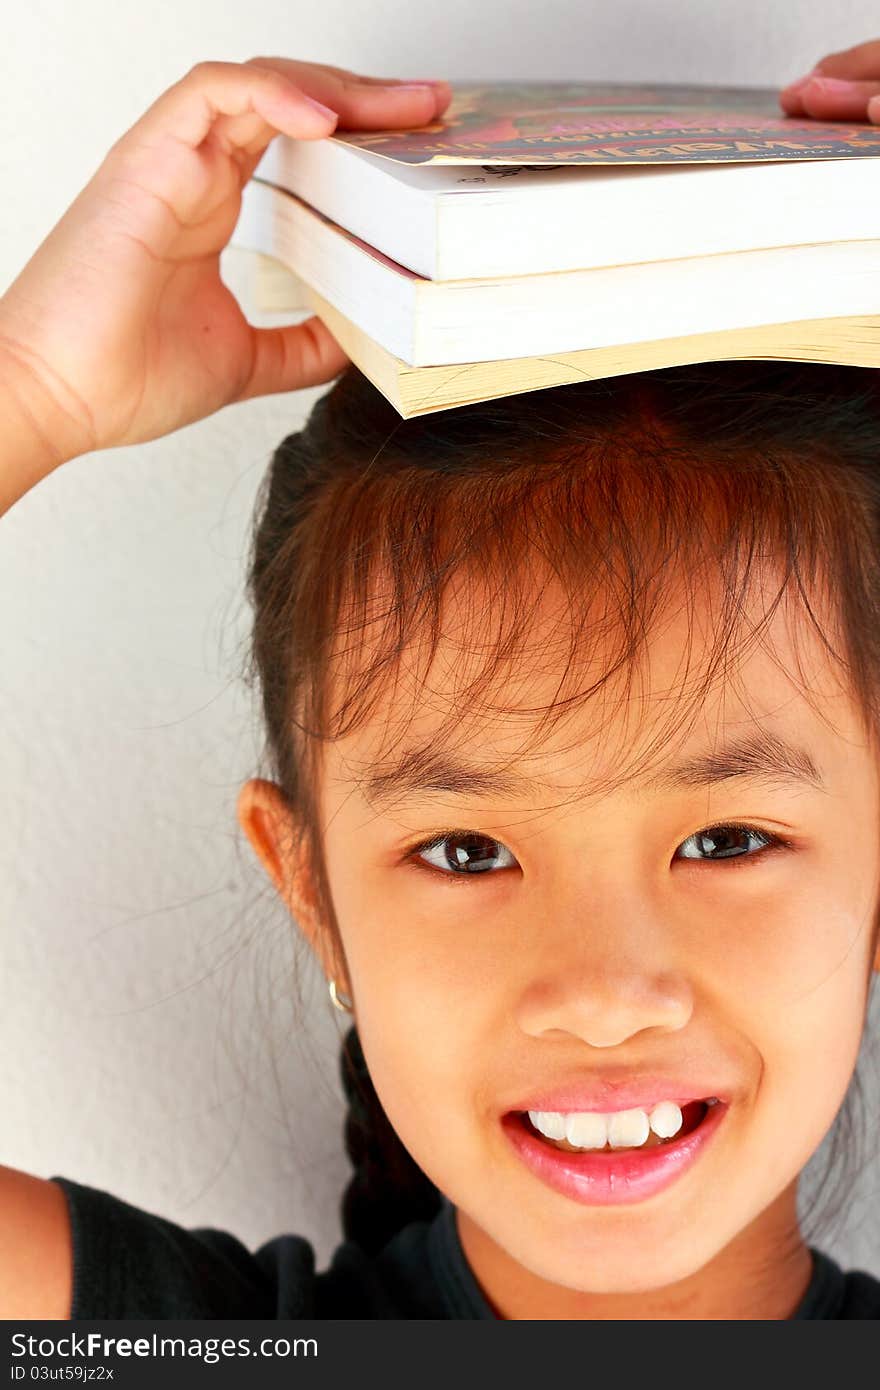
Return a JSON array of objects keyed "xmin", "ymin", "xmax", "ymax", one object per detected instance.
[{"xmin": 2, "ymin": 46, "xmax": 880, "ymax": 1322}]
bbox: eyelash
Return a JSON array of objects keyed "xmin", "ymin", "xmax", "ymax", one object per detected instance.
[{"xmin": 403, "ymin": 821, "xmax": 795, "ymax": 880}]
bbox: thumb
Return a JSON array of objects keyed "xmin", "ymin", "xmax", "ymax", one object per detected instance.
[{"xmin": 239, "ymin": 314, "xmax": 351, "ymax": 401}]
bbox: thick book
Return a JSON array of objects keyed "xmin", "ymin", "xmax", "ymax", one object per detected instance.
[
  {"xmin": 233, "ymin": 177, "xmax": 880, "ymax": 367},
  {"xmin": 228, "ymin": 81, "xmax": 880, "ymax": 416},
  {"xmin": 251, "ymin": 81, "xmax": 880, "ymax": 280},
  {"xmin": 232, "ymin": 251, "xmax": 880, "ymax": 418}
]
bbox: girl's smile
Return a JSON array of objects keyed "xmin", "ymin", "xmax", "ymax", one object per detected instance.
[{"xmin": 500, "ymin": 1098, "xmax": 728, "ymax": 1205}]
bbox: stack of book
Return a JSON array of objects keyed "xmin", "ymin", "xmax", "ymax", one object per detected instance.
[{"xmin": 229, "ymin": 81, "xmax": 880, "ymax": 417}]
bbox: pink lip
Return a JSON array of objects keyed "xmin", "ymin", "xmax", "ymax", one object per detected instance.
[
  {"xmin": 501, "ymin": 1102, "xmax": 728, "ymax": 1206},
  {"xmin": 508, "ymin": 1077, "xmax": 727, "ymax": 1114}
]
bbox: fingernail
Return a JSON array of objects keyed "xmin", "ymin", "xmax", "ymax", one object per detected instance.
[
  {"xmin": 810, "ymin": 76, "xmax": 863, "ymax": 94},
  {"xmin": 781, "ymin": 67, "xmax": 822, "ymax": 94},
  {"xmin": 388, "ymin": 83, "xmax": 437, "ymax": 93},
  {"xmin": 302, "ymin": 94, "xmax": 338, "ymax": 120}
]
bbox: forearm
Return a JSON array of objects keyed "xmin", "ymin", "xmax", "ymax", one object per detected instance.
[{"xmin": 0, "ymin": 339, "xmax": 87, "ymax": 518}]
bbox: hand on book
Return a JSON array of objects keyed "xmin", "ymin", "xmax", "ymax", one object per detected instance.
[
  {"xmin": 0, "ymin": 60, "xmax": 451, "ymax": 462},
  {"xmin": 780, "ymin": 36, "xmax": 880, "ymax": 123}
]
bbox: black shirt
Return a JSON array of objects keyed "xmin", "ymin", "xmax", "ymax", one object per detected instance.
[{"xmin": 51, "ymin": 1175, "xmax": 880, "ymax": 1319}]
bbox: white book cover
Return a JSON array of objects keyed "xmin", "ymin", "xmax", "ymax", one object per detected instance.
[
  {"xmin": 253, "ymin": 81, "xmax": 880, "ymax": 281},
  {"xmin": 231, "ymin": 179, "xmax": 880, "ymax": 368}
]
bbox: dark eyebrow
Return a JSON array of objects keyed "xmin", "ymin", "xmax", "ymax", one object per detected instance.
[
  {"xmin": 360, "ymin": 729, "xmax": 825, "ymax": 809},
  {"xmin": 644, "ymin": 729, "xmax": 825, "ymax": 793}
]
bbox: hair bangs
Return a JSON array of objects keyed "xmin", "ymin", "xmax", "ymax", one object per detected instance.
[{"xmin": 293, "ymin": 426, "xmax": 860, "ymax": 808}]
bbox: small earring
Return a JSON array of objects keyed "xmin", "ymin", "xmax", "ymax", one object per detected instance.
[{"xmin": 328, "ymin": 978, "xmax": 354, "ymax": 1013}]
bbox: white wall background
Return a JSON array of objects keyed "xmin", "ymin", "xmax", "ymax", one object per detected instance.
[{"xmin": 2, "ymin": 0, "xmax": 879, "ymax": 1284}]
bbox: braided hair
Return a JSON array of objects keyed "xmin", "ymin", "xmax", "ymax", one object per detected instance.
[{"xmin": 337, "ymin": 1023, "xmax": 443, "ymax": 1254}]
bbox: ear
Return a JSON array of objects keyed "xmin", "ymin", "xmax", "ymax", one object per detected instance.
[{"xmin": 236, "ymin": 777, "xmax": 330, "ymax": 970}]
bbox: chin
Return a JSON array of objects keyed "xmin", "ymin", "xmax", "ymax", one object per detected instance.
[
  {"xmin": 496, "ymin": 1203, "xmax": 722, "ymax": 1297},
  {"xmin": 528, "ymin": 1235, "xmax": 712, "ymax": 1298}
]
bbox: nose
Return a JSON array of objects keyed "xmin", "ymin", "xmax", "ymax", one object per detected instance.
[{"xmin": 515, "ymin": 907, "xmax": 694, "ymax": 1049}]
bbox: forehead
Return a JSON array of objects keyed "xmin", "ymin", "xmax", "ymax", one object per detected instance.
[{"xmin": 321, "ymin": 553, "xmax": 861, "ymax": 800}]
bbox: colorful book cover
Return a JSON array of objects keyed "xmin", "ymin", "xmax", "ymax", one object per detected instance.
[{"xmin": 332, "ymin": 81, "xmax": 880, "ymax": 165}]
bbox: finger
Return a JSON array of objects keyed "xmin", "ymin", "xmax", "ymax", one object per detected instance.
[
  {"xmin": 122, "ymin": 60, "xmax": 447, "ymax": 194},
  {"xmin": 305, "ymin": 61, "xmax": 435, "ymax": 85},
  {"xmin": 811, "ymin": 38, "xmax": 880, "ymax": 81},
  {"xmin": 242, "ymin": 56, "xmax": 451, "ymax": 128},
  {"xmin": 354, "ymin": 75, "xmax": 454, "ymax": 112},
  {"xmin": 778, "ymin": 88, "xmax": 806, "ymax": 117},
  {"xmin": 800, "ymin": 75, "xmax": 880, "ymax": 121},
  {"xmin": 300, "ymin": 62, "xmax": 452, "ymax": 103},
  {"xmin": 779, "ymin": 36, "xmax": 880, "ymax": 113},
  {"xmin": 237, "ymin": 314, "xmax": 350, "ymax": 400},
  {"xmin": 217, "ymin": 78, "xmax": 447, "ymax": 169},
  {"xmin": 778, "ymin": 72, "xmax": 819, "ymax": 116},
  {"xmin": 869, "ymin": 94, "xmax": 880, "ymax": 124},
  {"xmin": 780, "ymin": 69, "xmax": 880, "ymax": 120},
  {"xmin": 246, "ymin": 57, "xmax": 451, "ymax": 103},
  {"xmin": 129, "ymin": 60, "xmax": 340, "ymax": 154}
]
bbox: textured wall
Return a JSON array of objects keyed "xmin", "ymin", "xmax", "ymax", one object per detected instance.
[{"xmin": 1, "ymin": 0, "xmax": 878, "ymax": 1276}]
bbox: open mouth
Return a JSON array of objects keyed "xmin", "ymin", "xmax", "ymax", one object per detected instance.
[
  {"xmin": 501, "ymin": 1098, "xmax": 728, "ymax": 1205},
  {"xmin": 516, "ymin": 1099, "xmax": 712, "ymax": 1154}
]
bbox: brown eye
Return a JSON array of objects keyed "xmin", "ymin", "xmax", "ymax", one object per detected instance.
[
  {"xmin": 414, "ymin": 832, "xmax": 517, "ymax": 875},
  {"xmin": 676, "ymin": 824, "xmax": 777, "ymax": 862}
]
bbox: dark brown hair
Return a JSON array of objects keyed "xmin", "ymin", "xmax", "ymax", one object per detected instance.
[{"xmin": 242, "ymin": 359, "xmax": 880, "ymax": 1256}]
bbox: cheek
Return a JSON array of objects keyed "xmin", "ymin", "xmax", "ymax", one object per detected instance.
[
  {"xmin": 735, "ymin": 922, "xmax": 869, "ymax": 1200},
  {"xmin": 346, "ymin": 942, "xmax": 490, "ymax": 1198},
  {"xmin": 696, "ymin": 867, "xmax": 874, "ymax": 1162},
  {"xmin": 327, "ymin": 835, "xmax": 501, "ymax": 1012},
  {"xmin": 324, "ymin": 849, "xmax": 487, "ymax": 1096},
  {"xmin": 349, "ymin": 917, "xmax": 489, "ymax": 1108},
  {"xmin": 325, "ymin": 855, "xmax": 503, "ymax": 1192},
  {"xmin": 706, "ymin": 845, "xmax": 875, "ymax": 996},
  {"xmin": 699, "ymin": 879, "xmax": 870, "ymax": 1013}
]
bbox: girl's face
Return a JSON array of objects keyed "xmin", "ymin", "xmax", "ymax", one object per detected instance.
[{"xmin": 242, "ymin": 557, "xmax": 880, "ymax": 1317}]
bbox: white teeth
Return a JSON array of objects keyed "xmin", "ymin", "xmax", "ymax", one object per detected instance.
[
  {"xmin": 608, "ymin": 1108, "xmax": 650, "ymax": 1149},
  {"xmin": 531, "ymin": 1110, "xmax": 567, "ymax": 1141},
  {"xmin": 528, "ymin": 1101, "xmax": 685, "ymax": 1149},
  {"xmin": 564, "ymin": 1111, "xmax": 607, "ymax": 1149},
  {"xmin": 649, "ymin": 1100, "xmax": 684, "ymax": 1139}
]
